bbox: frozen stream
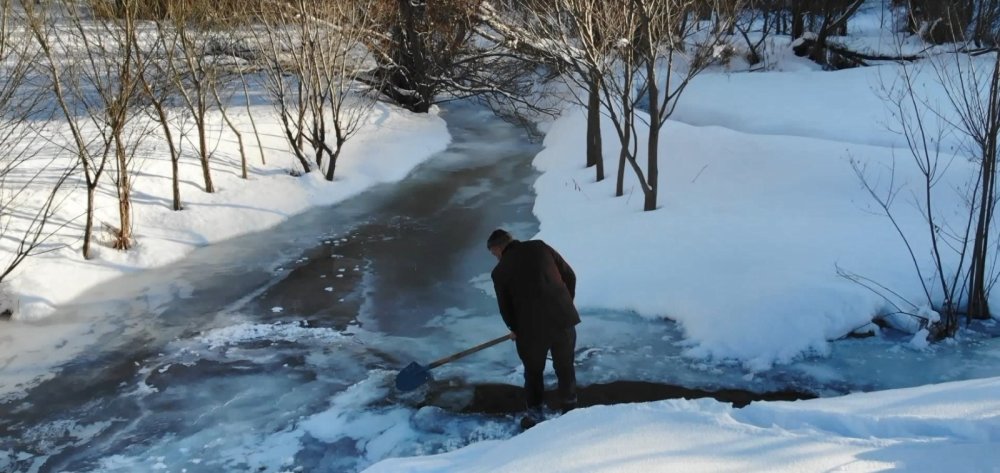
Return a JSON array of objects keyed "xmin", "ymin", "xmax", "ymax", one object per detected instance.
[{"xmin": 3, "ymin": 104, "xmax": 1000, "ymax": 473}]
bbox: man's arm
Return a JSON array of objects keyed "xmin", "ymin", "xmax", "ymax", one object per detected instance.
[{"xmin": 547, "ymin": 245, "xmax": 576, "ymax": 299}]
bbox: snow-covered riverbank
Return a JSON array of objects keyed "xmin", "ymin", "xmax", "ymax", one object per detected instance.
[{"xmin": 2, "ymin": 101, "xmax": 449, "ymax": 322}]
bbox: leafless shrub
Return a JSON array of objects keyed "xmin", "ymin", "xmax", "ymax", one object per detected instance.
[
  {"xmin": 732, "ymin": 0, "xmax": 779, "ymax": 67},
  {"xmin": 251, "ymin": 0, "xmax": 378, "ymax": 179},
  {"xmin": 488, "ymin": 0, "xmax": 620, "ymax": 182},
  {"xmin": 0, "ymin": 0, "xmax": 75, "ymax": 285},
  {"xmin": 601, "ymin": 0, "xmax": 736, "ymax": 211},
  {"xmin": 848, "ymin": 34, "xmax": 1000, "ymax": 340},
  {"xmin": 23, "ymin": 0, "xmax": 152, "ymax": 255},
  {"xmin": 897, "ymin": 0, "xmax": 1000, "ymax": 47}
]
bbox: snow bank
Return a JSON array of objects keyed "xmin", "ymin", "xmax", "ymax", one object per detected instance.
[
  {"xmin": 530, "ymin": 58, "xmax": 992, "ymax": 369},
  {"xmin": 4, "ymin": 101, "xmax": 449, "ymax": 320},
  {"xmin": 364, "ymin": 376, "xmax": 1000, "ymax": 473}
]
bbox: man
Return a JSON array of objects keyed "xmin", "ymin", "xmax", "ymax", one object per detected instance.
[{"xmin": 487, "ymin": 229, "xmax": 580, "ymax": 428}]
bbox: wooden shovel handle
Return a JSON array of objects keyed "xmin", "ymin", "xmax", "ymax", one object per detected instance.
[{"xmin": 426, "ymin": 333, "xmax": 513, "ymax": 370}]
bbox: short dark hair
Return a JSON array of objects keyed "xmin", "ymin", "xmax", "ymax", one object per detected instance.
[{"xmin": 487, "ymin": 229, "xmax": 512, "ymax": 249}]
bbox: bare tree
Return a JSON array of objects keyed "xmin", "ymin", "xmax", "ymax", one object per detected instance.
[
  {"xmin": 251, "ymin": 1, "xmax": 312, "ymax": 172},
  {"xmin": 0, "ymin": 0, "xmax": 74, "ymax": 285},
  {"xmin": 202, "ymin": 21, "xmax": 257, "ymax": 181},
  {"xmin": 322, "ymin": 2, "xmax": 380, "ymax": 181},
  {"xmin": 938, "ymin": 50, "xmax": 1000, "ymax": 322},
  {"xmin": 23, "ymin": 0, "xmax": 147, "ymax": 256},
  {"xmin": 365, "ymin": 0, "xmax": 553, "ymax": 120},
  {"xmin": 365, "ymin": 0, "xmax": 478, "ymax": 113},
  {"xmin": 137, "ymin": 17, "xmax": 185, "ymax": 210},
  {"xmin": 146, "ymin": 0, "xmax": 265, "ymax": 183},
  {"xmin": 495, "ymin": 0, "xmax": 613, "ymax": 182},
  {"xmin": 254, "ymin": 0, "xmax": 378, "ymax": 180},
  {"xmin": 899, "ymin": 0, "xmax": 1000, "ymax": 46},
  {"xmin": 212, "ymin": 73, "xmax": 249, "ymax": 180},
  {"xmin": 92, "ymin": 0, "xmax": 151, "ymax": 250},
  {"xmin": 789, "ymin": 0, "xmax": 866, "ymax": 69},
  {"xmin": 598, "ymin": 0, "xmax": 732, "ymax": 211},
  {"xmin": 733, "ymin": 0, "xmax": 778, "ymax": 67},
  {"xmin": 228, "ymin": 38, "xmax": 268, "ymax": 167},
  {"xmin": 166, "ymin": 0, "xmax": 225, "ymax": 193},
  {"xmin": 596, "ymin": 0, "xmax": 645, "ymax": 200},
  {"xmin": 848, "ymin": 38, "xmax": 1000, "ymax": 339}
]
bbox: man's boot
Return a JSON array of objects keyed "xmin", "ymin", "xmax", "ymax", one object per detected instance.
[
  {"xmin": 559, "ymin": 391, "xmax": 578, "ymax": 414},
  {"xmin": 520, "ymin": 405, "xmax": 544, "ymax": 430}
]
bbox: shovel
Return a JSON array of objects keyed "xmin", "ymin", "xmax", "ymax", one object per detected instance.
[{"xmin": 395, "ymin": 333, "xmax": 513, "ymax": 392}]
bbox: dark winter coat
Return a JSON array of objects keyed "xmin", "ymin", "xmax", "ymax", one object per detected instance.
[{"xmin": 491, "ymin": 240, "xmax": 580, "ymax": 338}]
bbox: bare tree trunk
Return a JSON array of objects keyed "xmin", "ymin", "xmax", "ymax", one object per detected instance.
[
  {"xmin": 280, "ymin": 109, "xmax": 312, "ymax": 172},
  {"xmin": 171, "ymin": 11, "xmax": 220, "ymax": 193},
  {"xmin": 196, "ymin": 105, "xmax": 215, "ymax": 192},
  {"xmin": 137, "ymin": 22, "xmax": 182, "ymax": 210},
  {"xmin": 791, "ymin": 1, "xmax": 804, "ymax": 37},
  {"xmin": 645, "ymin": 47, "xmax": 660, "ymax": 211},
  {"xmin": 312, "ymin": 102, "xmax": 326, "ymax": 169},
  {"xmin": 616, "ymin": 112, "xmax": 630, "ymax": 197},
  {"xmin": 113, "ymin": 132, "xmax": 132, "ymax": 249},
  {"xmin": 324, "ymin": 138, "xmax": 344, "ymax": 181},
  {"xmin": 110, "ymin": 2, "xmax": 142, "ymax": 251},
  {"xmin": 967, "ymin": 57, "xmax": 1000, "ymax": 320},
  {"xmin": 382, "ymin": 0, "xmax": 434, "ymax": 113},
  {"xmin": 296, "ymin": 80, "xmax": 306, "ymax": 150},
  {"xmin": 586, "ymin": 69, "xmax": 604, "ymax": 182},
  {"xmin": 143, "ymin": 86, "xmax": 181, "ymax": 209},
  {"xmin": 24, "ymin": 0, "xmax": 113, "ymax": 259},
  {"xmin": 646, "ymin": 118, "xmax": 660, "ymax": 210},
  {"xmin": 84, "ymin": 185, "xmax": 96, "ymax": 258},
  {"xmin": 171, "ymin": 136, "xmax": 181, "ymax": 209},
  {"xmin": 238, "ymin": 67, "xmax": 267, "ymax": 166},
  {"xmin": 968, "ymin": 158, "xmax": 993, "ymax": 320},
  {"xmin": 213, "ymin": 86, "xmax": 248, "ymax": 179},
  {"xmin": 145, "ymin": 93, "xmax": 182, "ymax": 210}
]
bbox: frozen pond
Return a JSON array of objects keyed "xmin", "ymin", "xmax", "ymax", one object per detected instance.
[{"xmin": 3, "ymin": 104, "xmax": 1000, "ymax": 473}]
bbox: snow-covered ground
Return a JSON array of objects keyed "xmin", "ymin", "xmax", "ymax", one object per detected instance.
[
  {"xmin": 530, "ymin": 50, "xmax": 1000, "ymax": 370},
  {"xmin": 366, "ymin": 376, "xmax": 1000, "ymax": 472}
]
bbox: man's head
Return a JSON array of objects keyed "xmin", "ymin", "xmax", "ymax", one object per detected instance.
[{"xmin": 487, "ymin": 229, "xmax": 513, "ymax": 260}]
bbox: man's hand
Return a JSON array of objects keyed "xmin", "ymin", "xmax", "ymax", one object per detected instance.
[{"xmin": 509, "ymin": 331, "xmax": 517, "ymax": 341}]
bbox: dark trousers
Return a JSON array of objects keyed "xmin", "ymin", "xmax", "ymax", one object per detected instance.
[{"xmin": 515, "ymin": 325, "xmax": 577, "ymax": 411}]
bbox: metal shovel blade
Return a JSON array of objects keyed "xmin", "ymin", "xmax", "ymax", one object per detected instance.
[
  {"xmin": 394, "ymin": 333, "xmax": 512, "ymax": 392},
  {"xmin": 395, "ymin": 361, "xmax": 431, "ymax": 392}
]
